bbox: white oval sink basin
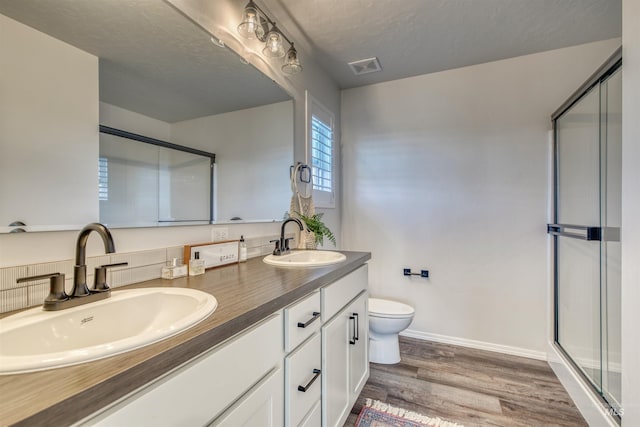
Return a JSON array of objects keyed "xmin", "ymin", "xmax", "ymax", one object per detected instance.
[
  {"xmin": 263, "ymin": 250, "xmax": 346, "ymax": 267},
  {"xmin": 0, "ymin": 287, "xmax": 217, "ymax": 374}
]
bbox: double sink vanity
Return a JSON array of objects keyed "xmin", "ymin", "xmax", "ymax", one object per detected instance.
[{"xmin": 0, "ymin": 249, "xmax": 370, "ymax": 427}]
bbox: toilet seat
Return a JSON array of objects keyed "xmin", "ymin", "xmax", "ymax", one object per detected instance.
[{"xmin": 369, "ymin": 298, "xmax": 414, "ymax": 319}]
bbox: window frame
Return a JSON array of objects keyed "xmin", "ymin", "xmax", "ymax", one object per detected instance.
[{"xmin": 305, "ymin": 92, "xmax": 335, "ymax": 208}]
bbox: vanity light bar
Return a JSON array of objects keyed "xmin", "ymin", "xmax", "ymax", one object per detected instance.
[{"xmin": 237, "ymin": 0, "xmax": 302, "ymax": 75}]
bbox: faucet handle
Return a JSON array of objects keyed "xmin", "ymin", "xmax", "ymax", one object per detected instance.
[
  {"xmin": 270, "ymin": 239, "xmax": 281, "ymax": 256},
  {"xmin": 17, "ymin": 273, "xmax": 69, "ymax": 307},
  {"xmin": 94, "ymin": 262, "xmax": 128, "ymax": 292},
  {"xmin": 284, "ymin": 237, "xmax": 295, "ymax": 251}
]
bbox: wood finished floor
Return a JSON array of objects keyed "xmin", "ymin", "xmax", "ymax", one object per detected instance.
[{"xmin": 344, "ymin": 337, "xmax": 587, "ymax": 427}]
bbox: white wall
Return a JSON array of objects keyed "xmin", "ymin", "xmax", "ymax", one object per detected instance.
[
  {"xmin": 621, "ymin": 0, "xmax": 640, "ymax": 424},
  {"xmin": 341, "ymin": 39, "xmax": 621, "ymax": 356},
  {"xmin": 171, "ymin": 101, "xmax": 293, "ymax": 222},
  {"xmin": 0, "ymin": 14, "xmax": 98, "ymax": 229},
  {"xmin": 100, "ymin": 102, "xmax": 171, "ymax": 141}
]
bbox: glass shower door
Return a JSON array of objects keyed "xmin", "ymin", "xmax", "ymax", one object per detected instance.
[
  {"xmin": 555, "ymin": 85, "xmax": 602, "ymax": 392},
  {"xmin": 551, "ymin": 60, "xmax": 622, "ymax": 415},
  {"xmin": 600, "ymin": 68, "xmax": 622, "ymax": 412}
]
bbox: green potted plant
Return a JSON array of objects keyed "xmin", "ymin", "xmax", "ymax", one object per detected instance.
[{"xmin": 295, "ymin": 212, "xmax": 336, "ymax": 248}]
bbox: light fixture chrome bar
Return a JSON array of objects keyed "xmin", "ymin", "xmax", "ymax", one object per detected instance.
[
  {"xmin": 249, "ymin": 1, "xmax": 295, "ymax": 46},
  {"xmin": 238, "ymin": 0, "xmax": 301, "ymax": 74}
]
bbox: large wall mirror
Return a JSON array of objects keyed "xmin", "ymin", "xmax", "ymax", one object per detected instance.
[{"xmin": 0, "ymin": 0, "xmax": 293, "ymax": 233}]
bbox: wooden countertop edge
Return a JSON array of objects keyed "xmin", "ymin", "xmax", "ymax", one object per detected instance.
[{"xmin": 5, "ymin": 251, "xmax": 371, "ymax": 427}]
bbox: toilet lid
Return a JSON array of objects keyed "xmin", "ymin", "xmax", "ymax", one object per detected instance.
[{"xmin": 369, "ymin": 298, "xmax": 414, "ymax": 318}]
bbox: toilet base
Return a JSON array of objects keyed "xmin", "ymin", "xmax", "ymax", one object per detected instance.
[{"xmin": 369, "ymin": 332, "xmax": 401, "ymax": 364}]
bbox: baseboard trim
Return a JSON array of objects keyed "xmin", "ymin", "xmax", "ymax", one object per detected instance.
[{"xmin": 400, "ymin": 329, "xmax": 547, "ymax": 361}]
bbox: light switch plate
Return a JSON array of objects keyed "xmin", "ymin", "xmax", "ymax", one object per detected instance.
[{"xmin": 212, "ymin": 227, "xmax": 229, "ymax": 242}]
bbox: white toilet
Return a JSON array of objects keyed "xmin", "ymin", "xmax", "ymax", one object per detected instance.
[{"xmin": 368, "ymin": 298, "xmax": 415, "ymax": 364}]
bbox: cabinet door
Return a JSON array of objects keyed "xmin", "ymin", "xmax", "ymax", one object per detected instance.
[
  {"xmin": 348, "ymin": 292, "xmax": 369, "ymax": 401},
  {"xmin": 321, "ymin": 310, "xmax": 350, "ymax": 427},
  {"xmin": 210, "ymin": 367, "xmax": 284, "ymax": 427}
]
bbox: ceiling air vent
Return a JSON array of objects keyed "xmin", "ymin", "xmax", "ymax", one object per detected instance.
[{"xmin": 348, "ymin": 57, "xmax": 382, "ymax": 75}]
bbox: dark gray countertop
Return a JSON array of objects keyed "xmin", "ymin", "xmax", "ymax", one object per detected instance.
[{"xmin": 0, "ymin": 250, "xmax": 371, "ymax": 427}]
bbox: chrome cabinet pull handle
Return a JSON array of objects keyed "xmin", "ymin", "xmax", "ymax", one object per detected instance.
[
  {"xmin": 297, "ymin": 369, "xmax": 321, "ymax": 392},
  {"xmin": 297, "ymin": 312, "xmax": 321, "ymax": 328}
]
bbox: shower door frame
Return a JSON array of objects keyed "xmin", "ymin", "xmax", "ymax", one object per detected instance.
[{"xmin": 550, "ymin": 47, "xmax": 622, "ymax": 418}]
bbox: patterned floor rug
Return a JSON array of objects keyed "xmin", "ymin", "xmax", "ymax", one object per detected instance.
[{"xmin": 355, "ymin": 399, "xmax": 464, "ymax": 427}]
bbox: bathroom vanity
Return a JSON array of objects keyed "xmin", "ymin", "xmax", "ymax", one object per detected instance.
[{"xmin": 0, "ymin": 251, "xmax": 370, "ymax": 427}]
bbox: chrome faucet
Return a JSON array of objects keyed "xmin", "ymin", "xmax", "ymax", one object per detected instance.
[
  {"xmin": 17, "ymin": 223, "xmax": 125, "ymax": 311},
  {"xmin": 272, "ymin": 217, "xmax": 304, "ymax": 255}
]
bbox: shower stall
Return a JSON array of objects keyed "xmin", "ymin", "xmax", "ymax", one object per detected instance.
[{"xmin": 548, "ymin": 48, "xmax": 622, "ymax": 417}]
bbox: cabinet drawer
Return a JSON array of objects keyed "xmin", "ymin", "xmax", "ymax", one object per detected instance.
[
  {"xmin": 84, "ymin": 313, "xmax": 283, "ymax": 426},
  {"xmin": 322, "ymin": 264, "xmax": 368, "ymax": 322},
  {"xmin": 284, "ymin": 291, "xmax": 321, "ymax": 352},
  {"xmin": 285, "ymin": 333, "xmax": 321, "ymax": 427}
]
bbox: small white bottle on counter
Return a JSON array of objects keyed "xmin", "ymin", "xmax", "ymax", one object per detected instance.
[
  {"xmin": 189, "ymin": 251, "xmax": 205, "ymax": 276},
  {"xmin": 239, "ymin": 236, "xmax": 247, "ymax": 262}
]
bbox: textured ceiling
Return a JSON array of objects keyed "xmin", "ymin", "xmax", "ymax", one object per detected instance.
[
  {"xmin": 1, "ymin": 0, "xmax": 622, "ymax": 117},
  {"xmin": 273, "ymin": 0, "xmax": 622, "ymax": 89},
  {"xmin": 0, "ymin": 0, "xmax": 290, "ymax": 123}
]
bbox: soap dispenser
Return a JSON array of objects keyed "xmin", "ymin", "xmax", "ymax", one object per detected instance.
[{"xmin": 239, "ymin": 236, "xmax": 247, "ymax": 262}]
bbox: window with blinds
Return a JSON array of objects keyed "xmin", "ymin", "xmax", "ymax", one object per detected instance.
[
  {"xmin": 98, "ymin": 157, "xmax": 108, "ymax": 201},
  {"xmin": 307, "ymin": 92, "xmax": 335, "ymax": 208},
  {"xmin": 311, "ymin": 115, "xmax": 333, "ymax": 193}
]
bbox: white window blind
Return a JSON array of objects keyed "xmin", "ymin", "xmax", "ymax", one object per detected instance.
[
  {"xmin": 311, "ymin": 116, "xmax": 333, "ymax": 193},
  {"xmin": 98, "ymin": 157, "xmax": 108, "ymax": 201},
  {"xmin": 306, "ymin": 92, "xmax": 335, "ymax": 208}
]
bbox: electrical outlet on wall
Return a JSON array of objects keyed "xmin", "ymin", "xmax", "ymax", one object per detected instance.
[{"xmin": 212, "ymin": 227, "xmax": 229, "ymax": 242}]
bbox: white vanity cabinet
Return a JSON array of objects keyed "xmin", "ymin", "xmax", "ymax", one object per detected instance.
[
  {"xmin": 285, "ymin": 265, "xmax": 369, "ymax": 427},
  {"xmin": 80, "ymin": 313, "xmax": 284, "ymax": 427},
  {"xmin": 77, "ymin": 262, "xmax": 369, "ymax": 427},
  {"xmin": 321, "ymin": 265, "xmax": 369, "ymax": 427}
]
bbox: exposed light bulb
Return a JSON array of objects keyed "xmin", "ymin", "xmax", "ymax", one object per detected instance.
[
  {"xmin": 262, "ymin": 28, "xmax": 285, "ymax": 58},
  {"xmin": 237, "ymin": 2, "xmax": 260, "ymax": 39}
]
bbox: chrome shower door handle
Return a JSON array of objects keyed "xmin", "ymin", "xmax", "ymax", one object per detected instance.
[{"xmin": 547, "ymin": 224, "xmax": 602, "ymax": 241}]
